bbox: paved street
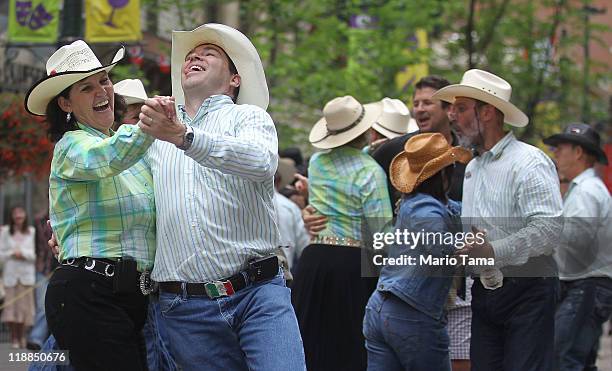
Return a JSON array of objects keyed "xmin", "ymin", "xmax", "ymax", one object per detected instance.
[{"xmin": 0, "ymin": 327, "xmax": 609, "ymax": 370}]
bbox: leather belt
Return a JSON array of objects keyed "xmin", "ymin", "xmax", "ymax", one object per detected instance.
[
  {"xmin": 62, "ymin": 257, "xmax": 116, "ymax": 277},
  {"xmin": 159, "ymin": 257, "xmax": 279, "ymax": 299}
]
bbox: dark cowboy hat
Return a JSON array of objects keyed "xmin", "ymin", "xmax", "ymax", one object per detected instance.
[{"xmin": 543, "ymin": 123, "xmax": 608, "ymax": 165}]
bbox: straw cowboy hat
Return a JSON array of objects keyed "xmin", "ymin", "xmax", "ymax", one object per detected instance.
[
  {"xmin": 390, "ymin": 133, "xmax": 472, "ymax": 194},
  {"xmin": 370, "ymin": 97, "xmax": 419, "ymax": 139},
  {"xmin": 432, "ymin": 69, "xmax": 529, "ymax": 127},
  {"xmin": 172, "ymin": 23, "xmax": 268, "ymax": 110},
  {"xmin": 544, "ymin": 123, "xmax": 608, "ymax": 165},
  {"xmin": 309, "ymin": 95, "xmax": 382, "ymax": 149},
  {"xmin": 25, "ymin": 40, "xmax": 125, "ymax": 116},
  {"xmin": 114, "ymin": 79, "xmax": 148, "ymax": 105},
  {"xmin": 277, "ymin": 157, "xmax": 297, "ymax": 189}
]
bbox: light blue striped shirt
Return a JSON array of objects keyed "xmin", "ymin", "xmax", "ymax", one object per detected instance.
[
  {"xmin": 556, "ymin": 168, "xmax": 612, "ymax": 280},
  {"xmin": 461, "ymin": 132, "xmax": 563, "ymax": 268},
  {"xmin": 147, "ymin": 95, "xmax": 279, "ymax": 282}
]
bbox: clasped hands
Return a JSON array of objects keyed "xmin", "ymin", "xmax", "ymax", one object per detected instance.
[{"xmin": 138, "ymin": 96, "xmax": 186, "ymax": 146}]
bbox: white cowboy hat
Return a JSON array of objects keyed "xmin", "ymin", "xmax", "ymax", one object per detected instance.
[
  {"xmin": 309, "ymin": 95, "xmax": 382, "ymax": 149},
  {"xmin": 25, "ymin": 40, "xmax": 125, "ymax": 116},
  {"xmin": 114, "ymin": 79, "xmax": 148, "ymax": 105},
  {"xmin": 368, "ymin": 97, "xmax": 419, "ymax": 139},
  {"xmin": 431, "ymin": 69, "xmax": 528, "ymax": 127},
  {"xmin": 171, "ymin": 23, "xmax": 268, "ymax": 110}
]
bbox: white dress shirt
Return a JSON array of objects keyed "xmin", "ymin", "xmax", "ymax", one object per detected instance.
[
  {"xmin": 274, "ymin": 191, "xmax": 310, "ymax": 270},
  {"xmin": 0, "ymin": 226, "xmax": 36, "ymax": 286},
  {"xmin": 148, "ymin": 95, "xmax": 279, "ymax": 282},
  {"xmin": 555, "ymin": 168, "xmax": 612, "ymax": 280},
  {"xmin": 462, "ymin": 132, "xmax": 563, "ymax": 270}
]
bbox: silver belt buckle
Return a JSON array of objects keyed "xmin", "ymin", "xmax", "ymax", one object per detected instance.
[{"xmin": 139, "ymin": 270, "xmax": 158, "ymax": 295}]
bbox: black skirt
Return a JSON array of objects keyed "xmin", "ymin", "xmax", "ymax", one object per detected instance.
[{"xmin": 291, "ymin": 244, "xmax": 377, "ymax": 371}]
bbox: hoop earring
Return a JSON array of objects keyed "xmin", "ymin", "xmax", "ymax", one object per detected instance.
[{"xmin": 66, "ymin": 112, "xmax": 71, "ymax": 122}]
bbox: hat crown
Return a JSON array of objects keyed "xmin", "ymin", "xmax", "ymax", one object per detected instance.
[
  {"xmin": 323, "ymin": 96, "xmax": 365, "ymax": 132},
  {"xmin": 565, "ymin": 123, "xmax": 601, "ymax": 144},
  {"xmin": 46, "ymin": 40, "xmax": 104, "ymax": 76},
  {"xmin": 377, "ymin": 97, "xmax": 411, "ymax": 131},
  {"xmin": 460, "ymin": 69, "xmax": 512, "ymax": 102},
  {"xmin": 404, "ymin": 133, "xmax": 451, "ymax": 172},
  {"xmin": 114, "ymin": 79, "xmax": 148, "ymax": 103}
]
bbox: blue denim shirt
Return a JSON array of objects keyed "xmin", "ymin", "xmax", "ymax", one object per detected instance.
[{"xmin": 377, "ymin": 193, "xmax": 461, "ymax": 320}]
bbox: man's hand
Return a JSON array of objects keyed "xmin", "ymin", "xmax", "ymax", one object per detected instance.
[
  {"xmin": 455, "ymin": 226, "xmax": 495, "ymax": 259},
  {"xmin": 302, "ymin": 205, "xmax": 327, "ymax": 237},
  {"xmin": 12, "ymin": 250, "xmax": 24, "ymax": 260},
  {"xmin": 138, "ymin": 97, "xmax": 185, "ymax": 145},
  {"xmin": 47, "ymin": 220, "xmax": 59, "ymax": 258}
]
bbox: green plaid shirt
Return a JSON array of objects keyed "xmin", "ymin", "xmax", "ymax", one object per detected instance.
[
  {"xmin": 49, "ymin": 123, "xmax": 156, "ymax": 271},
  {"xmin": 309, "ymin": 146, "xmax": 393, "ymax": 242}
]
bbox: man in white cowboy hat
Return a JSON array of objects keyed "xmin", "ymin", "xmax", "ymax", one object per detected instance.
[
  {"xmin": 543, "ymin": 123, "xmax": 611, "ymax": 370},
  {"xmin": 135, "ymin": 23, "xmax": 305, "ymax": 370},
  {"xmin": 367, "ymin": 97, "xmax": 417, "ymax": 146},
  {"xmin": 433, "ymin": 69, "xmax": 563, "ymax": 370}
]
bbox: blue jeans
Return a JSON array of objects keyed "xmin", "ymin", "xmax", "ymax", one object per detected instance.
[
  {"xmin": 143, "ymin": 294, "xmax": 178, "ymax": 371},
  {"xmin": 28, "ymin": 335, "xmax": 74, "ymax": 371},
  {"xmin": 29, "ymin": 272, "xmax": 50, "ymax": 347},
  {"xmin": 158, "ymin": 270, "xmax": 305, "ymax": 371},
  {"xmin": 555, "ymin": 278, "xmax": 612, "ymax": 371},
  {"xmin": 363, "ymin": 290, "xmax": 451, "ymax": 371}
]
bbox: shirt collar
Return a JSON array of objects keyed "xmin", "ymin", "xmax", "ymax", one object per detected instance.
[
  {"xmin": 570, "ymin": 168, "xmax": 596, "ymax": 186},
  {"xmin": 77, "ymin": 122, "xmax": 113, "ymax": 138},
  {"xmin": 485, "ymin": 131, "xmax": 514, "ymax": 159},
  {"xmin": 178, "ymin": 94, "xmax": 233, "ymax": 123}
]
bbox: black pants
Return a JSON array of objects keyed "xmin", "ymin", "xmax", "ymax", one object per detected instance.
[
  {"xmin": 470, "ymin": 276, "xmax": 559, "ymax": 371},
  {"xmin": 45, "ymin": 265, "xmax": 149, "ymax": 371}
]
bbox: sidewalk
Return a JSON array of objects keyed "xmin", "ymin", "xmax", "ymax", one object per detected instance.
[{"xmin": 0, "ymin": 330, "xmax": 608, "ymax": 370}]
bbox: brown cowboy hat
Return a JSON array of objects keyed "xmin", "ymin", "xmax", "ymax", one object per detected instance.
[{"xmin": 390, "ymin": 133, "xmax": 472, "ymax": 194}]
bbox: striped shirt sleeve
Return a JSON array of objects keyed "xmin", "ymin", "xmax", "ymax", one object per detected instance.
[{"xmin": 185, "ymin": 105, "xmax": 278, "ymax": 182}]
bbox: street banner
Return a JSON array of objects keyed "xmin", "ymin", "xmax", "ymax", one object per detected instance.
[
  {"xmin": 85, "ymin": 0, "xmax": 141, "ymax": 43},
  {"xmin": 8, "ymin": 0, "xmax": 60, "ymax": 43}
]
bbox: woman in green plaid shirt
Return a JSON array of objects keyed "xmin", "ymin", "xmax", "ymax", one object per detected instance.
[
  {"xmin": 24, "ymin": 40, "xmax": 155, "ymax": 370},
  {"xmin": 291, "ymin": 96, "xmax": 393, "ymax": 371}
]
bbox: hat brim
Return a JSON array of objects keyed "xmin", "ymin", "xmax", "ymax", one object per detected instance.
[
  {"xmin": 123, "ymin": 96, "xmax": 146, "ymax": 105},
  {"xmin": 309, "ymin": 103, "xmax": 382, "ymax": 149},
  {"xmin": 543, "ymin": 134, "xmax": 609, "ymax": 165},
  {"xmin": 432, "ymin": 85, "xmax": 529, "ymax": 127},
  {"xmin": 390, "ymin": 147, "xmax": 472, "ymax": 194},
  {"xmin": 25, "ymin": 47, "xmax": 125, "ymax": 116},
  {"xmin": 372, "ymin": 118, "xmax": 419, "ymax": 139},
  {"xmin": 172, "ymin": 24, "xmax": 269, "ymax": 110}
]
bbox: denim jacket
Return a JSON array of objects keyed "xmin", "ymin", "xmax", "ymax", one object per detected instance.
[{"xmin": 377, "ymin": 193, "xmax": 462, "ymax": 320}]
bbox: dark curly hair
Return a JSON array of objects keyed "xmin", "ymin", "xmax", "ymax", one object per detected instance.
[{"xmin": 46, "ymin": 88, "xmax": 127, "ymax": 143}]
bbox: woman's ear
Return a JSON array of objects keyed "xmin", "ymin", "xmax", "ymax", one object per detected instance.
[{"xmin": 57, "ymin": 96, "xmax": 71, "ymax": 114}]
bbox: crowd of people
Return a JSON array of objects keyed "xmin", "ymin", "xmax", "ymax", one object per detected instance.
[{"xmin": 0, "ymin": 21, "xmax": 607, "ymax": 371}]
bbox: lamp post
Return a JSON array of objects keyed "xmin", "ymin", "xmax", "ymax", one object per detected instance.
[{"xmin": 581, "ymin": 3, "xmax": 606, "ymax": 124}]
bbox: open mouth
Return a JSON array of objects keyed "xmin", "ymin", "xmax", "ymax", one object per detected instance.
[
  {"xmin": 186, "ymin": 65, "xmax": 205, "ymax": 75},
  {"xmin": 93, "ymin": 99, "xmax": 110, "ymax": 112}
]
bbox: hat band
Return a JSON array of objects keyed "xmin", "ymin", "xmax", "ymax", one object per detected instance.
[
  {"xmin": 376, "ymin": 121, "xmax": 405, "ymax": 135},
  {"xmin": 326, "ymin": 105, "xmax": 365, "ymax": 135}
]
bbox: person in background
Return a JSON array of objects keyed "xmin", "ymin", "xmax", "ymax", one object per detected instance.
[
  {"xmin": 363, "ymin": 133, "xmax": 471, "ymax": 371},
  {"xmin": 292, "ymin": 95, "xmax": 392, "ymax": 371},
  {"xmin": 26, "ymin": 209, "xmax": 56, "ymax": 351},
  {"xmin": 113, "ymin": 79, "xmax": 149, "ymax": 128},
  {"xmin": 365, "ymin": 97, "xmax": 418, "ymax": 155},
  {"xmin": 544, "ymin": 123, "xmax": 612, "ymax": 370},
  {"xmin": 0, "ymin": 206, "xmax": 36, "ymax": 349},
  {"xmin": 274, "ymin": 158, "xmax": 310, "ymax": 279}
]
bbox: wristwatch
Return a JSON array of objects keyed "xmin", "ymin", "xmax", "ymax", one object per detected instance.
[{"xmin": 177, "ymin": 124, "xmax": 194, "ymax": 151}]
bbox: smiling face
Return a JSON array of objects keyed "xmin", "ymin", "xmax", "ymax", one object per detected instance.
[
  {"xmin": 58, "ymin": 71, "xmax": 115, "ymax": 134},
  {"xmin": 181, "ymin": 43, "xmax": 240, "ymax": 99},
  {"xmin": 412, "ymin": 87, "xmax": 450, "ymax": 133}
]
